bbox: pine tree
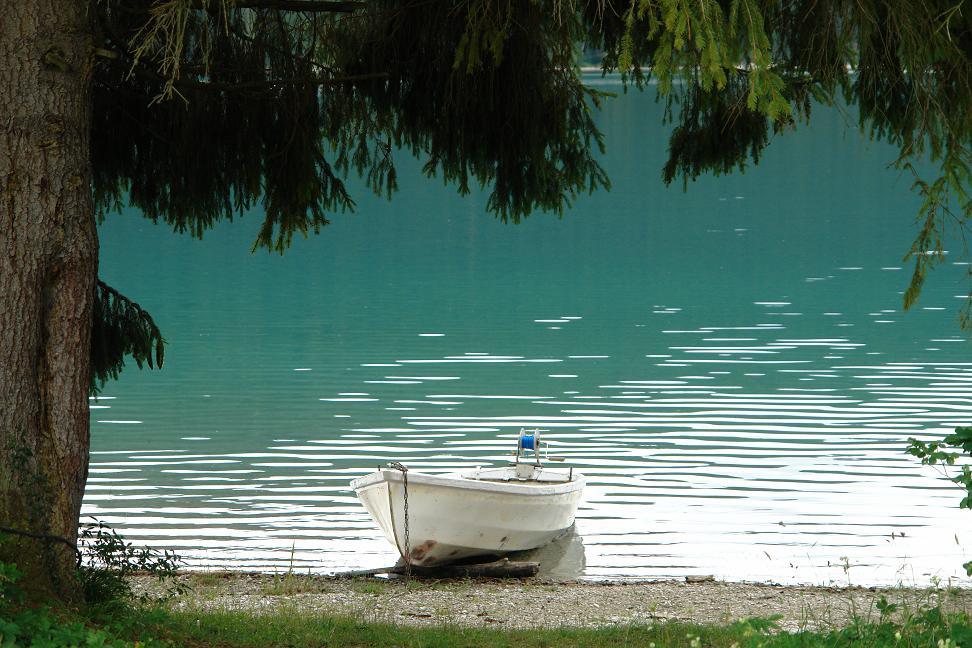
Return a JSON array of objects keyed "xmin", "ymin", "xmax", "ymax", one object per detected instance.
[
  {"xmin": 0, "ymin": 0, "xmax": 608, "ymax": 601},
  {"xmin": 4, "ymin": 0, "xmax": 972, "ymax": 601}
]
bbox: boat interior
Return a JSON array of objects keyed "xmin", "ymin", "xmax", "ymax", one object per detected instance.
[{"xmin": 462, "ymin": 466, "xmax": 577, "ymax": 484}]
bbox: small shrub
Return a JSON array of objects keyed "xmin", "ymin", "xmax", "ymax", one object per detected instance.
[
  {"xmin": 908, "ymin": 426, "xmax": 972, "ymax": 575},
  {"xmin": 0, "ymin": 548, "xmax": 164, "ymax": 647},
  {"xmin": 0, "ymin": 559, "xmax": 22, "ymax": 611},
  {"xmin": 77, "ymin": 520, "xmax": 188, "ymax": 610}
]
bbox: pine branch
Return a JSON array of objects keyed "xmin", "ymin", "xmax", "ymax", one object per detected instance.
[
  {"xmin": 218, "ymin": 0, "xmax": 365, "ymax": 11},
  {"xmin": 96, "ymin": 5, "xmax": 386, "ymax": 94},
  {"xmin": 147, "ymin": 0, "xmax": 368, "ymax": 12},
  {"xmin": 90, "ymin": 280, "xmax": 165, "ymax": 394},
  {"xmin": 123, "ymin": 65, "xmax": 389, "ymax": 91}
]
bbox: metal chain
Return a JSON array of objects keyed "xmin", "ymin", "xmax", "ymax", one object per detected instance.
[{"xmin": 387, "ymin": 461, "xmax": 411, "ymax": 588}]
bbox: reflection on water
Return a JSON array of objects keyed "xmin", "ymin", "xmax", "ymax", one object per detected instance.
[
  {"xmin": 85, "ymin": 345, "xmax": 972, "ymax": 585},
  {"xmin": 90, "ymin": 79, "xmax": 972, "ymax": 586},
  {"xmin": 514, "ymin": 525, "xmax": 586, "ymax": 581}
]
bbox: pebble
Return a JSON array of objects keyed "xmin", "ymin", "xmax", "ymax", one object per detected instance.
[{"xmin": 132, "ymin": 574, "xmax": 972, "ymax": 632}]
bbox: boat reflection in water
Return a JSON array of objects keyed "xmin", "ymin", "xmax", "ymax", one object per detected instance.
[
  {"xmin": 350, "ymin": 430, "xmax": 585, "ymax": 567},
  {"xmin": 512, "ymin": 523, "xmax": 586, "ymax": 581}
]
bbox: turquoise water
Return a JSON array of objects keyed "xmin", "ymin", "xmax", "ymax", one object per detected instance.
[{"xmin": 90, "ymin": 76, "xmax": 972, "ymax": 585}]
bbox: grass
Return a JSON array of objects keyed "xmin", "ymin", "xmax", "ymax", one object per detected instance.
[
  {"xmin": 112, "ymin": 607, "xmax": 763, "ymax": 647},
  {"xmin": 101, "ymin": 604, "xmax": 972, "ymax": 648},
  {"xmin": 2, "ymin": 585, "xmax": 971, "ymax": 648},
  {"xmin": 191, "ymin": 572, "xmax": 234, "ymax": 588},
  {"xmin": 349, "ymin": 579, "xmax": 389, "ymax": 595},
  {"xmin": 261, "ymin": 572, "xmax": 323, "ymax": 596},
  {"xmin": 8, "ymin": 525, "xmax": 969, "ymax": 646},
  {"xmin": 5, "ymin": 562, "xmax": 972, "ymax": 647},
  {"xmin": 105, "ymin": 571, "xmax": 972, "ymax": 647}
]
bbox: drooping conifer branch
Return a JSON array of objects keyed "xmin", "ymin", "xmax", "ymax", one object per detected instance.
[
  {"xmin": 580, "ymin": 0, "xmax": 972, "ymax": 319},
  {"xmin": 90, "ymin": 280, "xmax": 165, "ymax": 394},
  {"xmin": 114, "ymin": 0, "xmax": 365, "ymax": 12},
  {"xmin": 191, "ymin": 0, "xmax": 364, "ymax": 10},
  {"xmin": 92, "ymin": 0, "xmax": 610, "ymax": 254}
]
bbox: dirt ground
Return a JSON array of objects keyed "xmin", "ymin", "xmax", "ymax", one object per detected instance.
[{"xmin": 132, "ymin": 572, "xmax": 972, "ymax": 632}]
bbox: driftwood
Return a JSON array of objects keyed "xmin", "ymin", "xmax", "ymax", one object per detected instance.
[
  {"xmin": 412, "ymin": 557, "xmax": 539, "ymax": 579},
  {"xmin": 328, "ymin": 566, "xmax": 399, "ymax": 579},
  {"xmin": 330, "ymin": 557, "xmax": 539, "ymax": 580}
]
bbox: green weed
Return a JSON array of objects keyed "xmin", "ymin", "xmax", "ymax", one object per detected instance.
[
  {"xmin": 349, "ymin": 579, "xmax": 387, "ymax": 595},
  {"xmin": 261, "ymin": 571, "xmax": 321, "ymax": 596},
  {"xmin": 77, "ymin": 519, "xmax": 188, "ymax": 613}
]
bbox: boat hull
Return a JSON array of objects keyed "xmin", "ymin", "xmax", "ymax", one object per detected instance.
[{"xmin": 351, "ymin": 467, "xmax": 584, "ymax": 566}]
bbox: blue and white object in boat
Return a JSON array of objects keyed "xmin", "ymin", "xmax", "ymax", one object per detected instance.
[{"xmin": 350, "ymin": 429, "xmax": 585, "ymax": 567}]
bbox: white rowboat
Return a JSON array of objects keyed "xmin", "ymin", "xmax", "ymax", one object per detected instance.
[
  {"xmin": 350, "ymin": 432, "xmax": 585, "ymax": 566},
  {"xmin": 351, "ymin": 465, "xmax": 584, "ymax": 566}
]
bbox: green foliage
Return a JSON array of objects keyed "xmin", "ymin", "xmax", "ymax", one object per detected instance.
[
  {"xmin": 876, "ymin": 594, "xmax": 899, "ymax": 621},
  {"xmin": 78, "ymin": 0, "xmax": 972, "ymax": 391},
  {"xmin": 3, "ymin": 544, "xmax": 972, "ymax": 648},
  {"xmin": 338, "ymin": 1, "xmax": 610, "ymax": 222},
  {"xmin": 907, "ymin": 426, "xmax": 972, "ymax": 509},
  {"xmin": 0, "ymin": 605, "xmax": 164, "ymax": 648},
  {"xmin": 584, "ymin": 0, "xmax": 972, "ymax": 317},
  {"xmin": 82, "ymin": 0, "xmax": 972, "ymax": 391},
  {"xmin": 92, "ymin": 0, "xmax": 609, "ymax": 248},
  {"xmin": 90, "ymin": 281, "xmax": 165, "ymax": 395},
  {"xmin": 93, "ymin": 0, "xmax": 350, "ymax": 253},
  {"xmin": 729, "ymin": 614, "xmax": 781, "ymax": 636},
  {"xmin": 114, "ymin": 604, "xmax": 972, "ymax": 648},
  {"xmin": 662, "ymin": 73, "xmax": 807, "ymax": 187},
  {"xmin": 87, "ymin": 1, "xmax": 615, "ymax": 389},
  {"xmin": 908, "ymin": 426, "xmax": 972, "ymax": 575},
  {"xmin": 77, "ymin": 521, "xmax": 187, "ymax": 611},
  {"xmin": 0, "ymin": 527, "xmax": 183, "ymax": 643},
  {"xmin": 0, "ymin": 549, "xmax": 166, "ymax": 647},
  {"xmin": 617, "ymin": 0, "xmax": 790, "ymax": 120},
  {"xmin": 599, "ymin": 0, "xmax": 803, "ymax": 186},
  {"xmin": 0, "ymin": 556, "xmax": 21, "ymax": 611}
]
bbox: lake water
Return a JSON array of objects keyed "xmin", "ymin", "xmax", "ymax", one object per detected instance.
[{"xmin": 90, "ymin": 75, "xmax": 972, "ymax": 586}]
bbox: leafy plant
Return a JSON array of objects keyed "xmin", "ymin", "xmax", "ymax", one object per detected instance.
[
  {"xmin": 0, "ymin": 542, "xmax": 165, "ymax": 647},
  {"xmin": 907, "ymin": 426, "xmax": 972, "ymax": 575},
  {"xmin": 0, "ymin": 554, "xmax": 21, "ymax": 616},
  {"xmin": 876, "ymin": 595, "xmax": 899, "ymax": 622},
  {"xmin": 77, "ymin": 520, "xmax": 188, "ymax": 609},
  {"xmin": 730, "ymin": 615, "xmax": 781, "ymax": 636}
]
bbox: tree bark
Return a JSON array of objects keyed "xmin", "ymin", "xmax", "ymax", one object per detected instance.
[{"xmin": 0, "ymin": 0, "xmax": 97, "ymax": 601}]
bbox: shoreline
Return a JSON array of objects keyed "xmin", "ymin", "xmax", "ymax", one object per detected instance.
[{"xmin": 134, "ymin": 572, "xmax": 972, "ymax": 632}]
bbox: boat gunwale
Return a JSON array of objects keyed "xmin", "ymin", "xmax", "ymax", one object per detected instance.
[{"xmin": 350, "ymin": 468, "xmax": 586, "ymax": 497}]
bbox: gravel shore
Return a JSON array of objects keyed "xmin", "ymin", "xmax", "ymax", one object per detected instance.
[{"xmin": 133, "ymin": 573, "xmax": 972, "ymax": 632}]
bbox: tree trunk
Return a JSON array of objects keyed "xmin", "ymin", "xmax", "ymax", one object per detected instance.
[{"xmin": 0, "ymin": 1, "xmax": 97, "ymax": 601}]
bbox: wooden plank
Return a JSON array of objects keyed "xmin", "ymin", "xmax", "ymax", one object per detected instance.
[
  {"xmin": 328, "ymin": 557, "xmax": 539, "ymax": 579},
  {"xmin": 412, "ymin": 557, "xmax": 539, "ymax": 579}
]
